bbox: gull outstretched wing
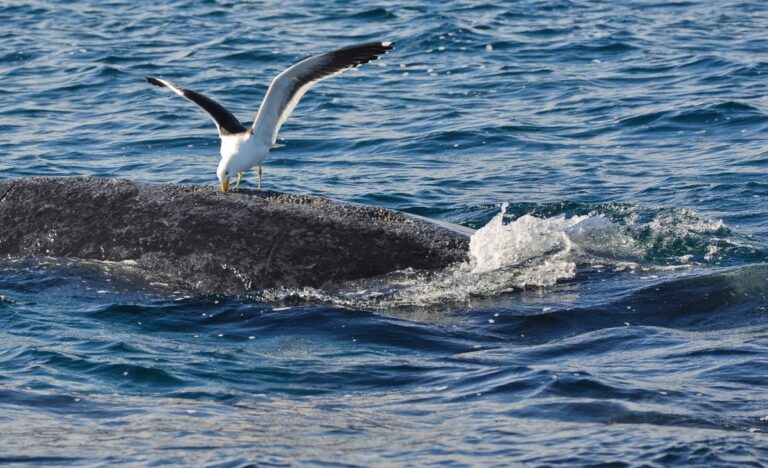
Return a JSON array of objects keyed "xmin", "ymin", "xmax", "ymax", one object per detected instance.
[
  {"xmin": 251, "ymin": 41, "xmax": 394, "ymax": 146},
  {"xmin": 144, "ymin": 77, "xmax": 247, "ymax": 136}
]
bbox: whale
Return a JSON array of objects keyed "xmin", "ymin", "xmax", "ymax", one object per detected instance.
[{"xmin": 0, "ymin": 177, "xmax": 469, "ymax": 294}]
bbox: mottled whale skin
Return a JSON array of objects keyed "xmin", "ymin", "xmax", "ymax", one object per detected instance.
[{"xmin": 0, "ymin": 177, "xmax": 469, "ymax": 293}]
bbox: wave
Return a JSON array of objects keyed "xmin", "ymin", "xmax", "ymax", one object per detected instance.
[
  {"xmin": 616, "ymin": 101, "xmax": 768, "ymax": 134},
  {"xmin": 347, "ymin": 8, "xmax": 397, "ymax": 20}
]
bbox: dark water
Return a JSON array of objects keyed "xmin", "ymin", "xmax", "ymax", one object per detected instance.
[{"xmin": 2, "ymin": 0, "xmax": 768, "ymax": 465}]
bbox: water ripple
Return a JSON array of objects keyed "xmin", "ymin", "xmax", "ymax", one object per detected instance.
[{"xmin": 2, "ymin": 0, "xmax": 768, "ymax": 464}]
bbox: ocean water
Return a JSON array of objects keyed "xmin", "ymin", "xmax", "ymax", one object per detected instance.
[{"xmin": 2, "ymin": 0, "xmax": 768, "ymax": 465}]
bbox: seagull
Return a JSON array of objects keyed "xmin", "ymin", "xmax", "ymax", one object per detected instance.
[{"xmin": 144, "ymin": 41, "xmax": 394, "ymax": 193}]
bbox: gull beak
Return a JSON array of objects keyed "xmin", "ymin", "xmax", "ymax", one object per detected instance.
[{"xmin": 220, "ymin": 176, "xmax": 230, "ymax": 193}]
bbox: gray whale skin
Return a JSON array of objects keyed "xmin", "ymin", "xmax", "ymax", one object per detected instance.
[{"xmin": 0, "ymin": 177, "xmax": 469, "ymax": 293}]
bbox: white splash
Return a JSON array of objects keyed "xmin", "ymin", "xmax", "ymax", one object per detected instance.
[
  {"xmin": 648, "ymin": 208, "xmax": 725, "ymax": 235},
  {"xmin": 468, "ymin": 203, "xmax": 640, "ymax": 272},
  {"xmin": 471, "ymin": 203, "xmax": 577, "ymax": 273}
]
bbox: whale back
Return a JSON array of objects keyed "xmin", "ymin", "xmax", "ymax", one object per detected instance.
[{"xmin": 0, "ymin": 177, "xmax": 468, "ymax": 293}]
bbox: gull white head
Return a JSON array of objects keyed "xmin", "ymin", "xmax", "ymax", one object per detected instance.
[
  {"xmin": 216, "ymin": 158, "xmax": 232, "ymax": 193},
  {"xmin": 217, "ymin": 131, "xmax": 255, "ymax": 192}
]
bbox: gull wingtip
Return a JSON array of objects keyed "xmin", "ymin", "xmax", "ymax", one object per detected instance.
[{"xmin": 144, "ymin": 76, "xmax": 165, "ymax": 87}]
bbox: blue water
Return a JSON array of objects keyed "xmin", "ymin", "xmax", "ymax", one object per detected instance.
[{"xmin": 2, "ymin": 0, "xmax": 768, "ymax": 464}]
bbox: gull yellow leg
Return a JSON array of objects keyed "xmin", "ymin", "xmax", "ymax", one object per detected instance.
[
  {"xmin": 258, "ymin": 164, "xmax": 262, "ymax": 191},
  {"xmin": 236, "ymin": 171, "xmax": 243, "ymax": 190}
]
